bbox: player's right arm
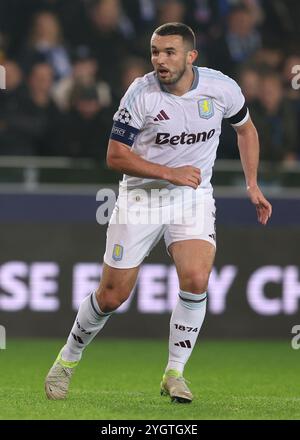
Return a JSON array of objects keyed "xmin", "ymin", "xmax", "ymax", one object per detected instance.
[
  {"xmin": 106, "ymin": 77, "xmax": 200, "ymax": 189},
  {"xmin": 107, "ymin": 139, "xmax": 201, "ymax": 189}
]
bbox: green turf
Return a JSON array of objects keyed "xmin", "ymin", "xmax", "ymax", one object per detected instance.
[{"xmin": 0, "ymin": 339, "xmax": 299, "ymax": 420}]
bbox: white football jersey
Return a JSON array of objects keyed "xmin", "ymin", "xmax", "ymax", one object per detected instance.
[{"xmin": 110, "ymin": 66, "xmax": 249, "ymax": 191}]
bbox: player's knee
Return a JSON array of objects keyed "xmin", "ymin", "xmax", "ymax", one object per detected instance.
[
  {"xmin": 180, "ymin": 271, "xmax": 210, "ymax": 294},
  {"xmin": 95, "ymin": 285, "xmax": 130, "ymax": 313}
]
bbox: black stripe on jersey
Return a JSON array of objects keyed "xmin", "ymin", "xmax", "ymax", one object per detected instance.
[
  {"xmin": 227, "ymin": 103, "xmax": 248, "ymax": 125},
  {"xmin": 110, "ymin": 121, "xmax": 140, "ymax": 147}
]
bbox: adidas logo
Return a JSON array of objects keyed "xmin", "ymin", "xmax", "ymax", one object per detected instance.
[
  {"xmin": 76, "ymin": 318, "xmax": 91, "ymax": 335},
  {"xmin": 154, "ymin": 109, "xmax": 170, "ymax": 122},
  {"xmin": 175, "ymin": 340, "xmax": 191, "ymax": 348},
  {"xmin": 71, "ymin": 332, "xmax": 84, "ymax": 344}
]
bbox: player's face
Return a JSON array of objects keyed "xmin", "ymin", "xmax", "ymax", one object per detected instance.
[{"xmin": 151, "ymin": 34, "xmax": 192, "ymax": 85}]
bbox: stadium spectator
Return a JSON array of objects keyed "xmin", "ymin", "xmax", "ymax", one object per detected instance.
[
  {"xmin": 0, "ymin": 0, "xmax": 299, "ymax": 166},
  {"xmin": 253, "ymin": 45, "xmax": 284, "ymax": 71},
  {"xmin": 186, "ymin": 0, "xmax": 263, "ymax": 35},
  {"xmin": 0, "ymin": 0, "xmax": 35, "ymax": 58},
  {"xmin": 1, "ymin": 59, "xmax": 25, "ymax": 100},
  {"xmin": 113, "ymin": 56, "xmax": 149, "ymax": 102},
  {"xmin": 0, "ymin": 60, "xmax": 26, "ymax": 152},
  {"xmin": 207, "ymin": 5, "xmax": 262, "ymax": 77},
  {"xmin": 85, "ymin": 0, "xmax": 133, "ymax": 88},
  {"xmin": 242, "ymin": 0, "xmax": 264, "ymax": 26},
  {"xmin": 0, "ymin": 63, "xmax": 61, "ymax": 156},
  {"xmin": 156, "ymin": 0, "xmax": 186, "ymax": 25},
  {"xmin": 250, "ymin": 71, "xmax": 298, "ymax": 163},
  {"xmin": 239, "ymin": 65, "xmax": 261, "ymax": 105},
  {"xmin": 0, "ymin": 59, "xmax": 26, "ymax": 135},
  {"xmin": 262, "ymin": 0, "xmax": 300, "ymax": 43},
  {"xmin": 18, "ymin": 11, "xmax": 72, "ymax": 81},
  {"xmin": 52, "ymin": 45, "xmax": 112, "ymax": 112},
  {"xmin": 122, "ymin": 0, "xmax": 156, "ymax": 33},
  {"xmin": 29, "ymin": 0, "xmax": 91, "ymax": 48},
  {"xmin": 183, "ymin": 0, "xmax": 225, "ymax": 53},
  {"xmin": 58, "ymin": 84, "xmax": 112, "ymax": 161}
]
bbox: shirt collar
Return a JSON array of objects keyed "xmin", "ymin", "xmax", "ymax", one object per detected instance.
[{"xmin": 158, "ymin": 65, "xmax": 199, "ymax": 94}]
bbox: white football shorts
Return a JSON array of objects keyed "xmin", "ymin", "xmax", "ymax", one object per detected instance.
[{"xmin": 103, "ymin": 186, "xmax": 216, "ymax": 269}]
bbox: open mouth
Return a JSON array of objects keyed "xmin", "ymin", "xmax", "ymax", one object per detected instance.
[{"xmin": 158, "ymin": 68, "xmax": 170, "ymax": 76}]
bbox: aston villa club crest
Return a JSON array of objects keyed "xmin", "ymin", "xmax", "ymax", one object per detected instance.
[
  {"xmin": 112, "ymin": 244, "xmax": 124, "ymax": 261},
  {"xmin": 198, "ymin": 98, "xmax": 214, "ymax": 119}
]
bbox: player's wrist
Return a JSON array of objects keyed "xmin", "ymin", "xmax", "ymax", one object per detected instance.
[
  {"xmin": 161, "ymin": 166, "xmax": 172, "ymax": 182},
  {"xmin": 246, "ymin": 182, "xmax": 258, "ymax": 191}
]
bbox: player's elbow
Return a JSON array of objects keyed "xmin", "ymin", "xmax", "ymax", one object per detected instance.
[
  {"xmin": 106, "ymin": 140, "xmax": 129, "ymax": 171},
  {"xmin": 235, "ymin": 116, "xmax": 257, "ymax": 137},
  {"xmin": 106, "ymin": 150, "xmax": 127, "ymax": 172},
  {"xmin": 106, "ymin": 141, "xmax": 119, "ymax": 170},
  {"xmin": 106, "ymin": 151, "xmax": 119, "ymax": 170}
]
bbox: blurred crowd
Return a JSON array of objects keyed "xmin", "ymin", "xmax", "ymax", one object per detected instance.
[{"xmin": 0, "ymin": 0, "xmax": 300, "ymax": 164}]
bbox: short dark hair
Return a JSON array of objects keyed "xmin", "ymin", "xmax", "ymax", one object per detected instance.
[{"xmin": 153, "ymin": 22, "xmax": 196, "ymax": 50}]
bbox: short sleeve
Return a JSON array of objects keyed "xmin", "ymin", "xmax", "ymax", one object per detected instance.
[
  {"xmin": 223, "ymin": 78, "xmax": 249, "ymax": 127},
  {"xmin": 113, "ymin": 78, "xmax": 146, "ymax": 129},
  {"xmin": 110, "ymin": 78, "xmax": 146, "ymax": 147}
]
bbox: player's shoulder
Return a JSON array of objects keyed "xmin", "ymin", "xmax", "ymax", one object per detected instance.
[
  {"xmin": 124, "ymin": 72, "xmax": 159, "ymax": 99},
  {"xmin": 196, "ymin": 66, "xmax": 239, "ymax": 88},
  {"xmin": 195, "ymin": 67, "xmax": 243, "ymax": 107}
]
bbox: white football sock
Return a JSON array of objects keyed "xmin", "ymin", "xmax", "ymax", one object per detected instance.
[
  {"xmin": 61, "ymin": 291, "xmax": 112, "ymax": 362},
  {"xmin": 166, "ymin": 290, "xmax": 207, "ymax": 374}
]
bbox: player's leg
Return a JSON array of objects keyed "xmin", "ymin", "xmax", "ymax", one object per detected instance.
[
  {"xmin": 45, "ymin": 263, "xmax": 139, "ymax": 399},
  {"xmin": 161, "ymin": 189, "xmax": 216, "ymax": 402},
  {"xmin": 61, "ymin": 263, "xmax": 139, "ymax": 362},
  {"xmin": 168, "ymin": 239, "xmax": 215, "ymax": 368},
  {"xmin": 161, "ymin": 239, "xmax": 215, "ymax": 403},
  {"xmin": 45, "ymin": 189, "xmax": 166, "ymax": 400}
]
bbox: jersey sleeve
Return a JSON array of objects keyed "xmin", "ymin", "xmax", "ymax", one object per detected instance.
[
  {"xmin": 223, "ymin": 78, "xmax": 249, "ymax": 127},
  {"xmin": 110, "ymin": 78, "xmax": 146, "ymax": 147}
]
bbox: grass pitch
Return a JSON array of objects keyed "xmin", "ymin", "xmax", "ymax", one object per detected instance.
[{"xmin": 0, "ymin": 339, "xmax": 299, "ymax": 420}]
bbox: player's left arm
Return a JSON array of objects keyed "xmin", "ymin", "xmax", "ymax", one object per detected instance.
[{"xmin": 234, "ymin": 117, "xmax": 272, "ymax": 225}]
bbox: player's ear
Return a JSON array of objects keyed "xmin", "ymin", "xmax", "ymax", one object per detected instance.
[{"xmin": 187, "ymin": 49, "xmax": 198, "ymax": 65}]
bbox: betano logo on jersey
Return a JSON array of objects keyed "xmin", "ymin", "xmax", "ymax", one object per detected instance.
[{"xmin": 155, "ymin": 129, "xmax": 215, "ymax": 146}]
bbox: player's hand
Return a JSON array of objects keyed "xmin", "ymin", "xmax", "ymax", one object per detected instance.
[
  {"xmin": 167, "ymin": 166, "xmax": 201, "ymax": 189},
  {"xmin": 247, "ymin": 184, "xmax": 272, "ymax": 225}
]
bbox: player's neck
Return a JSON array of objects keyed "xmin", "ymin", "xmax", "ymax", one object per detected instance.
[{"xmin": 164, "ymin": 66, "xmax": 195, "ymax": 96}]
